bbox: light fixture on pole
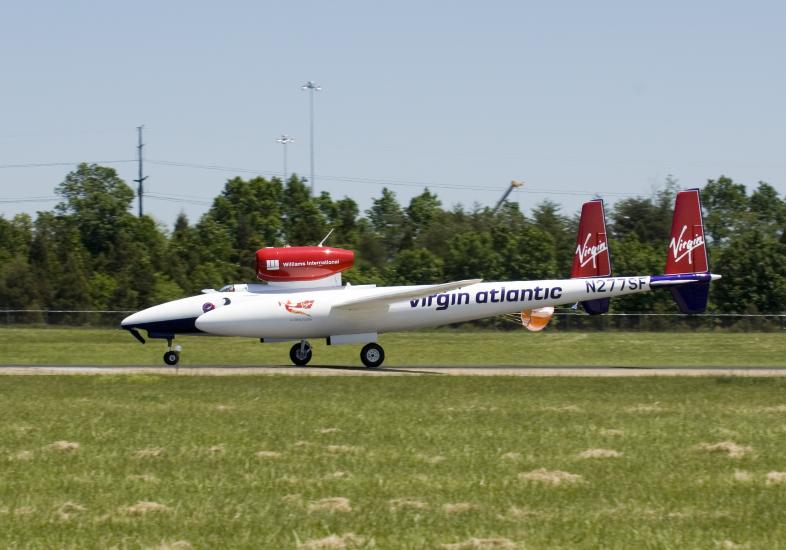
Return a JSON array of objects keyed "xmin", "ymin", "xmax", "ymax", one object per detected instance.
[
  {"xmin": 276, "ymin": 134, "xmax": 294, "ymax": 181},
  {"xmin": 301, "ymin": 80, "xmax": 321, "ymax": 194}
]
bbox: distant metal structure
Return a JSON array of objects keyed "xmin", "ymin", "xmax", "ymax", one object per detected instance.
[
  {"xmin": 134, "ymin": 125, "xmax": 148, "ymax": 217},
  {"xmin": 301, "ymin": 80, "xmax": 321, "ymax": 194},
  {"xmin": 492, "ymin": 180, "xmax": 524, "ymax": 213},
  {"xmin": 277, "ymin": 134, "xmax": 294, "ymax": 181}
]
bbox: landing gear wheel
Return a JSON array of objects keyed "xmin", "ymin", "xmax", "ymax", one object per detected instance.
[
  {"xmin": 290, "ymin": 342, "xmax": 312, "ymax": 366},
  {"xmin": 360, "ymin": 343, "xmax": 384, "ymax": 368},
  {"xmin": 163, "ymin": 351, "xmax": 180, "ymax": 366}
]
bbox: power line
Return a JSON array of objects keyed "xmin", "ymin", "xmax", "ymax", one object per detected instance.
[
  {"xmin": 0, "ymin": 160, "xmax": 136, "ymax": 169},
  {"xmin": 0, "ymin": 197, "xmax": 59, "ymax": 204},
  {"xmin": 145, "ymin": 159, "xmax": 641, "ymax": 196},
  {"xmin": 145, "ymin": 192, "xmax": 213, "ymax": 206},
  {"xmin": 0, "ymin": 156, "xmax": 653, "ymax": 200}
]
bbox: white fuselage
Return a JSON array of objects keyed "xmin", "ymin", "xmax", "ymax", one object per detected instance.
[{"xmin": 186, "ymin": 276, "xmax": 651, "ymax": 339}]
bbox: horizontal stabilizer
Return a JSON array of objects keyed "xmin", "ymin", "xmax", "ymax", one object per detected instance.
[{"xmin": 332, "ymin": 279, "xmax": 482, "ymax": 311}]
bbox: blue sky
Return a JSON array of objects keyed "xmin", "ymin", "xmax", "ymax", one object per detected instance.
[{"xmin": 1, "ymin": 1, "xmax": 784, "ymax": 227}]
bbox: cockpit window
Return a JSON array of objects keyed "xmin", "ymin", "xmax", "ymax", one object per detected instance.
[{"xmin": 219, "ymin": 284, "xmax": 235, "ymax": 292}]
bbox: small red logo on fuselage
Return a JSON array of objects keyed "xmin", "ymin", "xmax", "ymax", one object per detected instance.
[{"xmin": 279, "ymin": 299, "xmax": 315, "ymax": 317}]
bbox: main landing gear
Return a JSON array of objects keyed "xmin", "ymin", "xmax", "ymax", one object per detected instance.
[
  {"xmin": 360, "ymin": 343, "xmax": 384, "ymax": 368},
  {"xmin": 163, "ymin": 339, "xmax": 182, "ymax": 366},
  {"xmin": 289, "ymin": 341, "xmax": 313, "ymax": 366},
  {"xmin": 287, "ymin": 340, "xmax": 386, "ymax": 368}
]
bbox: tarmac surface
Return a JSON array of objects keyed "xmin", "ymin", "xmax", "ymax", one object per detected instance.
[{"xmin": 2, "ymin": 365, "xmax": 786, "ymax": 376}]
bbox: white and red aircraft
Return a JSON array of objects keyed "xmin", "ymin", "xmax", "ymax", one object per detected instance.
[{"xmin": 121, "ymin": 189, "xmax": 719, "ymax": 367}]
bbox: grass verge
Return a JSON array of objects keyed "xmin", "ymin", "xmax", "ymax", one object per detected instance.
[
  {"xmin": 0, "ymin": 327, "xmax": 785, "ymax": 366},
  {"xmin": 3, "ymin": 376, "xmax": 786, "ymax": 548}
]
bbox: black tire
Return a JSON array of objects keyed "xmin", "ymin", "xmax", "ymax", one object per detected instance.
[
  {"xmin": 289, "ymin": 342, "xmax": 312, "ymax": 366},
  {"xmin": 163, "ymin": 351, "xmax": 180, "ymax": 366},
  {"xmin": 360, "ymin": 343, "xmax": 384, "ymax": 368}
]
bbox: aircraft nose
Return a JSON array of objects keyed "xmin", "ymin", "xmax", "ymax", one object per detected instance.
[
  {"xmin": 120, "ymin": 309, "xmax": 155, "ymax": 329},
  {"xmin": 121, "ymin": 311, "xmax": 141, "ymax": 328}
]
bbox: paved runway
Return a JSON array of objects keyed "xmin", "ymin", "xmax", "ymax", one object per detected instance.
[{"xmin": 2, "ymin": 364, "xmax": 786, "ymax": 376}]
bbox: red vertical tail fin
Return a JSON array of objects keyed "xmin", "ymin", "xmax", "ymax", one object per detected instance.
[
  {"xmin": 572, "ymin": 199, "xmax": 611, "ymax": 315},
  {"xmin": 664, "ymin": 189, "xmax": 710, "ymax": 313},
  {"xmin": 666, "ymin": 189, "xmax": 708, "ymax": 274},
  {"xmin": 571, "ymin": 199, "xmax": 611, "ymax": 278}
]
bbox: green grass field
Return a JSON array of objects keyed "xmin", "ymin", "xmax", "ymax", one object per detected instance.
[
  {"xmin": 1, "ymin": 327, "xmax": 785, "ymax": 366},
  {"xmin": 3, "ymin": 376, "xmax": 786, "ymax": 548}
]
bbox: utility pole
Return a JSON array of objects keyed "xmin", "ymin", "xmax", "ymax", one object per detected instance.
[
  {"xmin": 134, "ymin": 125, "xmax": 148, "ymax": 217},
  {"xmin": 276, "ymin": 134, "xmax": 294, "ymax": 181},
  {"xmin": 301, "ymin": 80, "xmax": 321, "ymax": 194},
  {"xmin": 493, "ymin": 180, "xmax": 524, "ymax": 213}
]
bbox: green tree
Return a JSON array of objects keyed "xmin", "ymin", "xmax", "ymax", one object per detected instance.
[
  {"xmin": 332, "ymin": 197, "xmax": 361, "ymax": 247},
  {"xmin": 27, "ymin": 212, "xmax": 59, "ymax": 308},
  {"xmin": 367, "ymin": 188, "xmax": 407, "ymax": 259},
  {"xmin": 49, "ymin": 221, "xmax": 92, "ymax": 311},
  {"xmin": 55, "ymin": 163, "xmax": 135, "ymax": 260},
  {"xmin": 281, "ymin": 177, "xmax": 327, "ymax": 245},
  {"xmin": 444, "ymin": 231, "xmax": 501, "ymax": 281},
  {"xmin": 406, "ymin": 189, "xmax": 442, "ymax": 242},
  {"xmin": 702, "ymin": 176, "xmax": 748, "ymax": 245},
  {"xmin": 609, "ymin": 235, "xmax": 672, "ymax": 312},
  {"xmin": 164, "ymin": 213, "xmax": 199, "ymax": 292},
  {"xmin": 713, "ymin": 228, "xmax": 786, "ymax": 313},
  {"xmin": 531, "ymin": 200, "xmax": 573, "ymax": 276},
  {"xmin": 748, "ymin": 182, "xmax": 785, "ymax": 237},
  {"xmin": 385, "ymin": 248, "xmax": 444, "ymax": 285}
]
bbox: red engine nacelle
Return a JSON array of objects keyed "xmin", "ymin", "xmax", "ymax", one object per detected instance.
[{"xmin": 255, "ymin": 246, "xmax": 354, "ymax": 282}]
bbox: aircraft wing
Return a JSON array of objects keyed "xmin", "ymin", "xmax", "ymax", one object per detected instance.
[{"xmin": 332, "ymin": 279, "xmax": 482, "ymax": 311}]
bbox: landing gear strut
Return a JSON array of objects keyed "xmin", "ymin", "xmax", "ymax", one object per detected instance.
[
  {"xmin": 360, "ymin": 343, "xmax": 385, "ymax": 368},
  {"xmin": 290, "ymin": 340, "xmax": 312, "ymax": 366},
  {"xmin": 163, "ymin": 338, "xmax": 181, "ymax": 366}
]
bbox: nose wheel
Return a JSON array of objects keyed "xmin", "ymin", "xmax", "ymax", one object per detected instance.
[
  {"xmin": 360, "ymin": 343, "xmax": 385, "ymax": 368},
  {"xmin": 162, "ymin": 339, "xmax": 182, "ymax": 366},
  {"xmin": 290, "ymin": 341, "xmax": 312, "ymax": 366}
]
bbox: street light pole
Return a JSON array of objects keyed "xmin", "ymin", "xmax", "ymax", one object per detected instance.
[
  {"xmin": 276, "ymin": 134, "xmax": 294, "ymax": 181},
  {"xmin": 301, "ymin": 80, "xmax": 321, "ymax": 194}
]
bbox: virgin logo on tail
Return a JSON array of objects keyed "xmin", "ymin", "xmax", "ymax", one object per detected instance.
[
  {"xmin": 571, "ymin": 199, "xmax": 611, "ymax": 278},
  {"xmin": 669, "ymin": 225, "xmax": 704, "ymax": 265},
  {"xmin": 665, "ymin": 189, "xmax": 708, "ymax": 275},
  {"xmin": 576, "ymin": 233, "xmax": 609, "ymax": 269}
]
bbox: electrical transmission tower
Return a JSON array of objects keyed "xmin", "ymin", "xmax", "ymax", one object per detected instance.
[{"xmin": 134, "ymin": 125, "xmax": 148, "ymax": 217}]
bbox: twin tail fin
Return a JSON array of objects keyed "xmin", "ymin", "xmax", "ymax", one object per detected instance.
[{"xmin": 571, "ymin": 199, "xmax": 612, "ymax": 315}]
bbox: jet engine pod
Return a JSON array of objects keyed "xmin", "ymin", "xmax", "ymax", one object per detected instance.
[
  {"xmin": 256, "ymin": 246, "xmax": 354, "ymax": 282},
  {"xmin": 521, "ymin": 306, "xmax": 555, "ymax": 332}
]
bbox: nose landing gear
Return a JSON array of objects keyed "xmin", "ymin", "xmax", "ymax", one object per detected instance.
[{"xmin": 163, "ymin": 339, "xmax": 182, "ymax": 366}]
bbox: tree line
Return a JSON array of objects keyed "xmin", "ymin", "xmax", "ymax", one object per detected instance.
[{"xmin": 1, "ymin": 163, "xmax": 784, "ymax": 315}]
